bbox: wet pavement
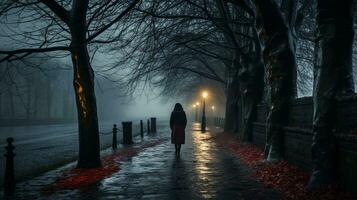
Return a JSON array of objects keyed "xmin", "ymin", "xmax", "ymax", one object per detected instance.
[
  {"xmin": 1, "ymin": 123, "xmax": 280, "ymax": 200},
  {"xmin": 0, "ymin": 121, "xmax": 146, "ymax": 185}
]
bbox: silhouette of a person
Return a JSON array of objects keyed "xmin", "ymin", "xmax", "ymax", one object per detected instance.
[{"xmin": 170, "ymin": 103, "xmax": 187, "ymax": 154}]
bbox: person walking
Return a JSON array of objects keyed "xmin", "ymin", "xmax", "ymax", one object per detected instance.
[{"xmin": 170, "ymin": 103, "xmax": 187, "ymax": 154}]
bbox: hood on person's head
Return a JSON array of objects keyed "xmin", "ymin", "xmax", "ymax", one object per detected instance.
[{"xmin": 173, "ymin": 103, "xmax": 184, "ymax": 112}]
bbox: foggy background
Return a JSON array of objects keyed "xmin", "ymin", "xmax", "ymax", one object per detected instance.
[{"xmin": 0, "ymin": 55, "xmax": 179, "ymax": 124}]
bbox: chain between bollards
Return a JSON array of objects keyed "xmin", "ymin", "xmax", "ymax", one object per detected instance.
[
  {"xmin": 4, "ymin": 137, "xmax": 15, "ymax": 193},
  {"xmin": 112, "ymin": 118, "xmax": 157, "ymax": 146}
]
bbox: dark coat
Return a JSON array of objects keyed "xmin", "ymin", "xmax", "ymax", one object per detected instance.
[{"xmin": 170, "ymin": 110, "xmax": 187, "ymax": 144}]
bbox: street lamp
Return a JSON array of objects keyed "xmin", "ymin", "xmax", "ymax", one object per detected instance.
[
  {"xmin": 201, "ymin": 91, "xmax": 208, "ymax": 132},
  {"xmin": 193, "ymin": 104, "xmax": 198, "ymax": 122},
  {"xmin": 196, "ymin": 102, "xmax": 200, "ymax": 122},
  {"xmin": 211, "ymin": 106, "xmax": 215, "ymax": 125}
]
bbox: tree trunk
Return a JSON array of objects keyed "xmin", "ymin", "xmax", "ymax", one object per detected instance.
[
  {"xmin": 255, "ymin": 0, "xmax": 296, "ymax": 161},
  {"xmin": 239, "ymin": 60, "xmax": 264, "ymax": 142},
  {"xmin": 70, "ymin": 0, "xmax": 101, "ymax": 168},
  {"xmin": 224, "ymin": 74, "xmax": 240, "ymax": 133},
  {"xmin": 0, "ymin": 92, "xmax": 2, "ymax": 120},
  {"xmin": 308, "ymin": 0, "xmax": 354, "ymax": 189},
  {"xmin": 239, "ymin": 25, "xmax": 265, "ymax": 142},
  {"xmin": 71, "ymin": 42, "xmax": 101, "ymax": 168}
]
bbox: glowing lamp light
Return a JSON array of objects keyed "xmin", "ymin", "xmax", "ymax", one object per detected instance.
[
  {"xmin": 202, "ymin": 91, "xmax": 208, "ymax": 99},
  {"xmin": 211, "ymin": 106, "xmax": 215, "ymax": 110},
  {"xmin": 193, "ymin": 105, "xmax": 196, "ymax": 108},
  {"xmin": 196, "ymin": 102, "xmax": 200, "ymax": 106}
]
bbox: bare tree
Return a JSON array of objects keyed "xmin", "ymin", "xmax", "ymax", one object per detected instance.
[
  {"xmin": 0, "ymin": 0, "xmax": 141, "ymax": 168},
  {"xmin": 112, "ymin": 0, "xmax": 263, "ymax": 138}
]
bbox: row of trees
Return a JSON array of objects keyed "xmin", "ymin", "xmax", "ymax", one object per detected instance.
[
  {"xmin": 113, "ymin": 0, "xmax": 355, "ymax": 189},
  {"xmin": 0, "ymin": 0, "xmax": 355, "ymax": 189}
]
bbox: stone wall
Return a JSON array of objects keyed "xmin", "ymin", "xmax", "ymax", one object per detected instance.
[{"xmin": 251, "ymin": 96, "xmax": 357, "ymax": 191}]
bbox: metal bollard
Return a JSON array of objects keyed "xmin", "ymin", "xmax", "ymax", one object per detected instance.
[
  {"xmin": 122, "ymin": 121, "xmax": 133, "ymax": 144},
  {"xmin": 140, "ymin": 120, "xmax": 144, "ymax": 137},
  {"xmin": 4, "ymin": 137, "xmax": 15, "ymax": 192},
  {"xmin": 150, "ymin": 117, "xmax": 157, "ymax": 133},
  {"xmin": 147, "ymin": 119, "xmax": 151, "ymax": 134},
  {"xmin": 112, "ymin": 124, "xmax": 118, "ymax": 149}
]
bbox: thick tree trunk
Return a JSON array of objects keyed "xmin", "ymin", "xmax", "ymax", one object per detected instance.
[
  {"xmin": 224, "ymin": 75, "xmax": 240, "ymax": 133},
  {"xmin": 239, "ymin": 25, "xmax": 265, "ymax": 142},
  {"xmin": 70, "ymin": 0, "xmax": 101, "ymax": 168},
  {"xmin": 255, "ymin": 0, "xmax": 296, "ymax": 161},
  {"xmin": 239, "ymin": 61, "xmax": 264, "ymax": 142},
  {"xmin": 71, "ymin": 42, "xmax": 101, "ymax": 168},
  {"xmin": 0, "ymin": 92, "xmax": 2, "ymax": 119},
  {"xmin": 308, "ymin": 0, "xmax": 354, "ymax": 189}
]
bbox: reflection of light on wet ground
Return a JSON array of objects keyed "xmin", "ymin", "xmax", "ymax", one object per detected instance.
[{"xmin": 191, "ymin": 123, "xmax": 217, "ymax": 198}]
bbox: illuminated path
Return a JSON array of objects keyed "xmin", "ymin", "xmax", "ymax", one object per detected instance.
[{"xmin": 1, "ymin": 123, "xmax": 279, "ymax": 199}]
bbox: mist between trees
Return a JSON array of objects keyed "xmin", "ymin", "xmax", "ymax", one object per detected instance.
[
  {"xmin": 0, "ymin": 57, "xmax": 130, "ymax": 123},
  {"xmin": 1, "ymin": 0, "xmax": 357, "ymax": 188}
]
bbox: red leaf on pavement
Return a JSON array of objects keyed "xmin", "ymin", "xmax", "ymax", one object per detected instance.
[{"xmin": 42, "ymin": 140, "xmax": 163, "ymax": 194}]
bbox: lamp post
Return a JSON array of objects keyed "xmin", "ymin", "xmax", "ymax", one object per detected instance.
[
  {"xmin": 201, "ymin": 92, "xmax": 207, "ymax": 132},
  {"xmin": 211, "ymin": 105, "xmax": 215, "ymax": 126},
  {"xmin": 195, "ymin": 102, "xmax": 199, "ymax": 122},
  {"xmin": 193, "ymin": 104, "xmax": 197, "ymax": 122},
  {"xmin": 211, "ymin": 106, "xmax": 216, "ymax": 118}
]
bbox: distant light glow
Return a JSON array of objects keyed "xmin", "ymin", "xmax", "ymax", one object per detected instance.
[
  {"xmin": 202, "ymin": 91, "xmax": 208, "ymax": 99},
  {"xmin": 196, "ymin": 102, "xmax": 200, "ymax": 106},
  {"xmin": 211, "ymin": 106, "xmax": 215, "ymax": 110}
]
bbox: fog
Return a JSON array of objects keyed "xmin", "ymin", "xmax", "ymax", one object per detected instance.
[{"xmin": 0, "ymin": 50, "xmax": 184, "ymax": 126}]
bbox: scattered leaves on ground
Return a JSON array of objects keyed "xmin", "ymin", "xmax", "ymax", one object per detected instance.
[
  {"xmin": 42, "ymin": 140, "xmax": 163, "ymax": 194},
  {"xmin": 214, "ymin": 132, "xmax": 356, "ymax": 200}
]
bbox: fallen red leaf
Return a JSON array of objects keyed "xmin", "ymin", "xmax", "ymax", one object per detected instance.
[
  {"xmin": 42, "ymin": 139, "xmax": 163, "ymax": 194},
  {"xmin": 214, "ymin": 132, "xmax": 356, "ymax": 200}
]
